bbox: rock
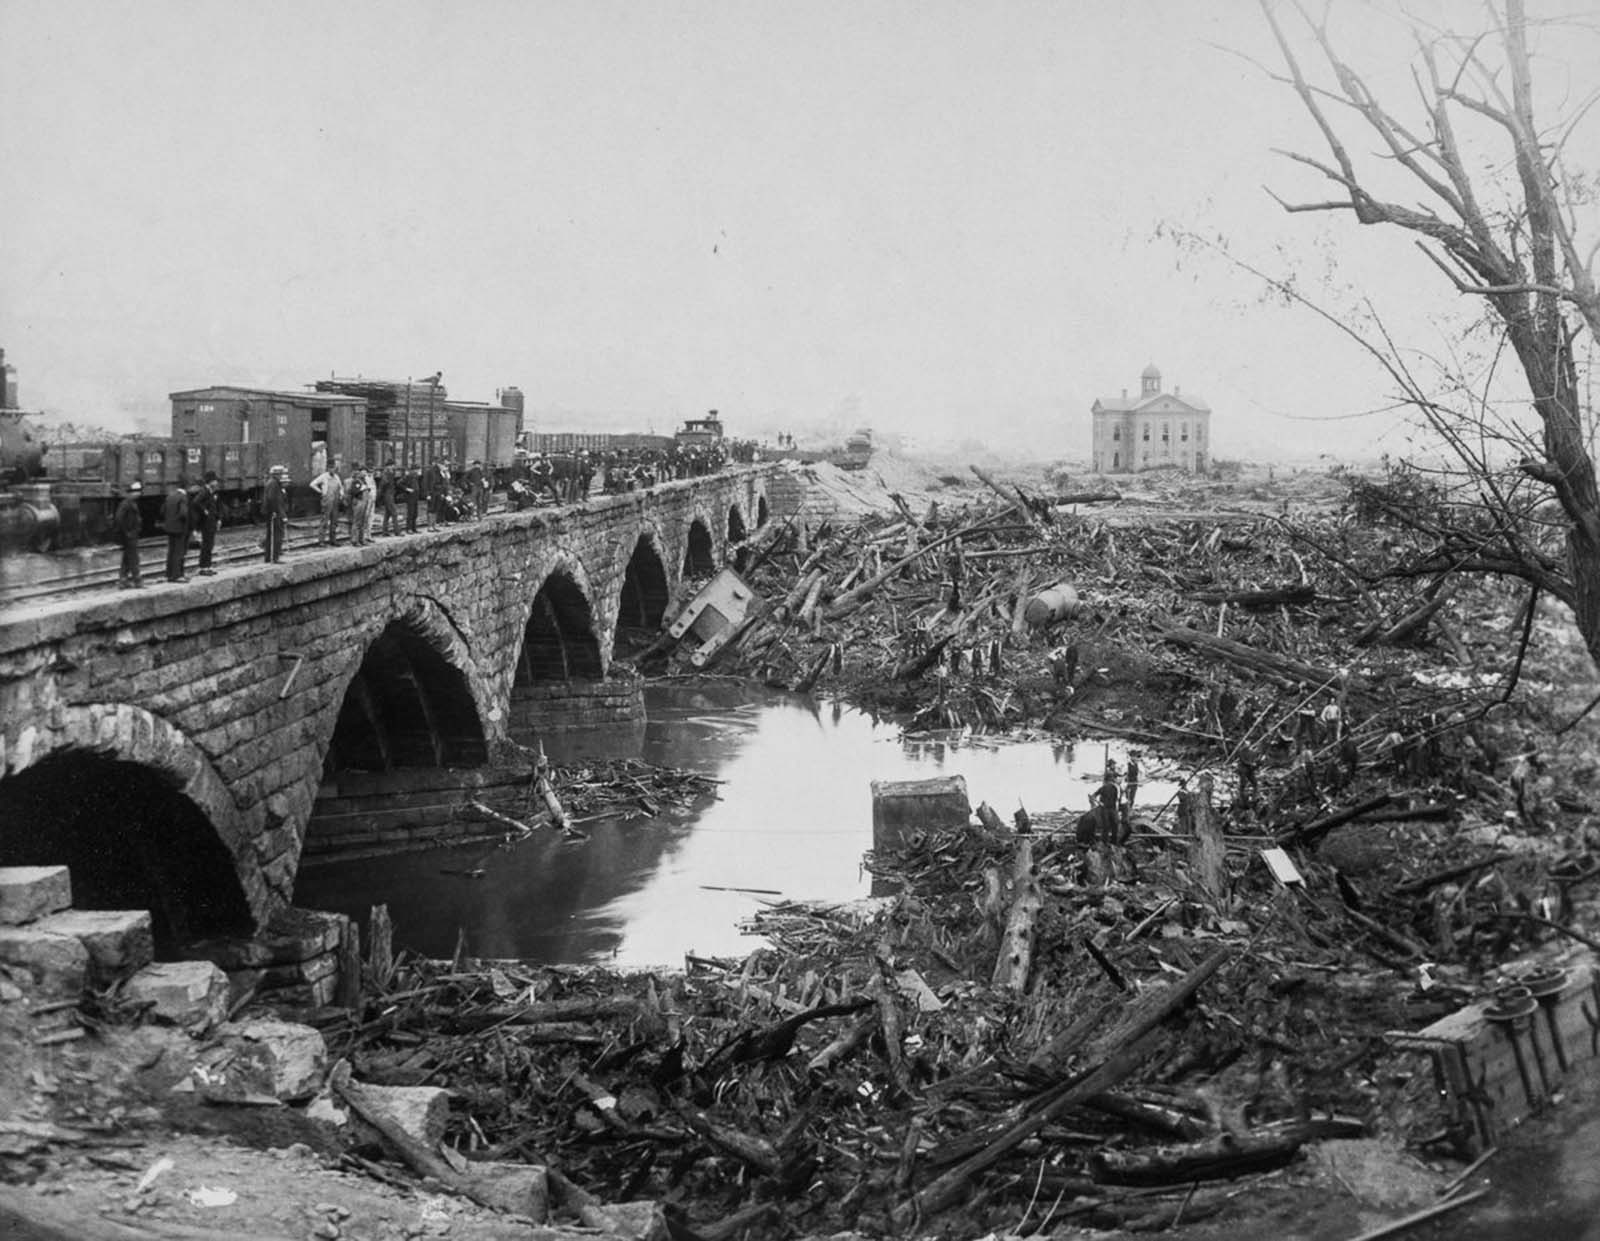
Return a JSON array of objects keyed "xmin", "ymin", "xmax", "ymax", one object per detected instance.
[
  {"xmin": 191, "ymin": 1018, "xmax": 327, "ymax": 1102},
  {"xmin": 460, "ymin": 1161, "xmax": 549, "ymax": 1222},
  {"xmin": 0, "ymin": 924, "xmax": 89, "ymax": 996},
  {"xmin": 0, "ymin": 866, "xmax": 72, "ymax": 926},
  {"xmin": 32, "ymin": 909, "xmax": 153, "ymax": 982},
  {"xmin": 580, "ymin": 1200, "xmax": 669, "ymax": 1241},
  {"xmin": 188, "ymin": 907, "xmax": 345, "ymax": 970},
  {"xmin": 347, "ymin": 1084, "xmax": 452, "ymax": 1150},
  {"xmin": 123, "ymin": 961, "xmax": 230, "ymax": 1032}
]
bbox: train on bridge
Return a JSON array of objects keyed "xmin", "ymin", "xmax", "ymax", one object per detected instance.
[{"xmin": 0, "ymin": 355, "xmax": 762, "ymax": 551}]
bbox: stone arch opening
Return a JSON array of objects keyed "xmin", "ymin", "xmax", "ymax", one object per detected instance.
[
  {"xmin": 326, "ymin": 616, "xmax": 489, "ymax": 775},
  {"xmin": 683, "ymin": 518, "xmax": 716, "ymax": 577},
  {"xmin": 616, "ymin": 537, "xmax": 670, "ymax": 656},
  {"xmin": 0, "ymin": 751, "xmax": 254, "ymax": 955},
  {"xmin": 757, "ymin": 494, "xmax": 770, "ymax": 527},
  {"xmin": 516, "ymin": 570, "xmax": 604, "ymax": 683}
]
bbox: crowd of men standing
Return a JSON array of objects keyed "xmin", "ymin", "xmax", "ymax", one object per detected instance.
[{"xmin": 110, "ymin": 438, "xmax": 748, "ymax": 588}]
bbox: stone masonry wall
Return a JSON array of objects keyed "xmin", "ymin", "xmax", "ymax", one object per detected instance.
[{"xmin": 0, "ymin": 468, "xmax": 773, "ymax": 926}]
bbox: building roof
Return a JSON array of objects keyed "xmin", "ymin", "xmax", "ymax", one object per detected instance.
[
  {"xmin": 1092, "ymin": 391, "xmax": 1211, "ymax": 414},
  {"xmin": 1141, "ymin": 363, "xmax": 1161, "ymax": 379},
  {"xmin": 169, "ymin": 385, "xmax": 365, "ymax": 405}
]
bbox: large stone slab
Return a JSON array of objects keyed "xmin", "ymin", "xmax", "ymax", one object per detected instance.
[
  {"xmin": 188, "ymin": 906, "xmax": 345, "ymax": 970},
  {"xmin": 352, "ymin": 1083, "xmax": 452, "ymax": 1149},
  {"xmin": 0, "ymin": 866, "xmax": 71, "ymax": 926},
  {"xmin": 191, "ymin": 1017, "xmax": 327, "ymax": 1102},
  {"xmin": 0, "ymin": 924, "xmax": 89, "ymax": 996},
  {"xmin": 32, "ymin": 908, "xmax": 153, "ymax": 981},
  {"xmin": 123, "ymin": 960, "xmax": 230, "ymax": 1032}
]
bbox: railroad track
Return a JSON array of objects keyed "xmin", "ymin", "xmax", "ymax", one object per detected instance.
[{"xmin": 0, "ymin": 513, "xmax": 506, "ymax": 610}]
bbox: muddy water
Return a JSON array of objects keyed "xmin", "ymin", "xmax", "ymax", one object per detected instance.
[{"xmin": 293, "ymin": 683, "xmax": 1174, "ymax": 969}]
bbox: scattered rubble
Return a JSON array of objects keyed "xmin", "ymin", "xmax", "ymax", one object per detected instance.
[{"xmin": 4, "ymin": 461, "xmax": 1600, "ymax": 1236}]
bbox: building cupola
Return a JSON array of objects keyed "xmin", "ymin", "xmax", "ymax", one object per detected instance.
[{"xmin": 1140, "ymin": 364, "xmax": 1161, "ymax": 398}]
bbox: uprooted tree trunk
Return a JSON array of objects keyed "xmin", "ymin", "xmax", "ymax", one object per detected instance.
[{"xmin": 1261, "ymin": 0, "xmax": 1600, "ymax": 679}]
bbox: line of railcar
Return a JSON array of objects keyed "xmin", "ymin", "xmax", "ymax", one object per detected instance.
[{"xmin": 2, "ymin": 379, "xmax": 525, "ymax": 549}]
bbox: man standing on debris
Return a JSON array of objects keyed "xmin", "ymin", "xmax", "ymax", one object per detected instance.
[
  {"xmin": 161, "ymin": 479, "xmax": 190, "ymax": 582},
  {"xmin": 263, "ymin": 464, "xmax": 289, "ymax": 563},
  {"xmin": 114, "ymin": 481, "xmax": 144, "ymax": 588}
]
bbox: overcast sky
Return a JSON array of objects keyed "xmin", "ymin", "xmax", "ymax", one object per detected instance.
[{"xmin": 4, "ymin": 1, "xmax": 1597, "ymax": 459}]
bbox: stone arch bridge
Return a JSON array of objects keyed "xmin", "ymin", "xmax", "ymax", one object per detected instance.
[{"xmin": 0, "ymin": 468, "xmax": 776, "ymax": 949}]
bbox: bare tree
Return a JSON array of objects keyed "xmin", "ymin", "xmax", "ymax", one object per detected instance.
[{"xmin": 1261, "ymin": 0, "xmax": 1600, "ymax": 673}]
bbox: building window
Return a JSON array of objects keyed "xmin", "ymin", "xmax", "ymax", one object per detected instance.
[
  {"xmin": 1112, "ymin": 426, "xmax": 1121, "ymax": 442},
  {"xmin": 1162, "ymin": 421, "xmax": 1170, "ymax": 442},
  {"xmin": 1181, "ymin": 422, "xmax": 1189, "ymax": 442},
  {"xmin": 1112, "ymin": 452, "xmax": 1120, "ymax": 469},
  {"xmin": 1142, "ymin": 425, "xmax": 1150, "ymax": 442}
]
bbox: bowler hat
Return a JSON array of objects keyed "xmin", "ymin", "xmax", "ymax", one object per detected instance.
[{"xmin": 127, "ymin": 481, "xmax": 143, "ymax": 492}]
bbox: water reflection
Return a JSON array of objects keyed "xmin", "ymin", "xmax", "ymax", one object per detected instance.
[{"xmin": 293, "ymin": 684, "xmax": 1174, "ymax": 968}]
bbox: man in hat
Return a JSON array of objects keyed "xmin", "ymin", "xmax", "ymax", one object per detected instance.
[
  {"xmin": 161, "ymin": 480, "xmax": 190, "ymax": 582},
  {"xmin": 347, "ymin": 462, "xmax": 375, "ymax": 545},
  {"xmin": 189, "ymin": 470, "xmax": 222, "ymax": 575},
  {"xmin": 115, "ymin": 481, "xmax": 144, "ymax": 588},
  {"xmin": 263, "ymin": 464, "xmax": 289, "ymax": 563}
]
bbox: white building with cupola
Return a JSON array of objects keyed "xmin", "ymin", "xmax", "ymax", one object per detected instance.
[{"xmin": 1090, "ymin": 364, "xmax": 1211, "ymax": 473}]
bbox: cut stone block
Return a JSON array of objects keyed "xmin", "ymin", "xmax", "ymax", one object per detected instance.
[
  {"xmin": 0, "ymin": 866, "xmax": 72, "ymax": 926},
  {"xmin": 461, "ymin": 1161, "xmax": 549, "ymax": 1222},
  {"xmin": 124, "ymin": 960, "xmax": 230, "ymax": 1033},
  {"xmin": 188, "ymin": 907, "xmax": 344, "ymax": 970},
  {"xmin": 0, "ymin": 924, "xmax": 89, "ymax": 996},
  {"xmin": 191, "ymin": 1018, "xmax": 327, "ymax": 1102},
  {"xmin": 350, "ymin": 1083, "xmax": 452, "ymax": 1150},
  {"xmin": 32, "ymin": 909, "xmax": 153, "ymax": 981},
  {"xmin": 870, "ymin": 776, "xmax": 971, "ymax": 853}
]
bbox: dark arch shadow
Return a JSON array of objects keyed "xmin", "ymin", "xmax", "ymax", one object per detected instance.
[
  {"xmin": 683, "ymin": 518, "xmax": 716, "ymax": 577},
  {"xmin": 0, "ymin": 751, "xmax": 253, "ymax": 955},
  {"xmin": 616, "ymin": 537, "xmax": 670, "ymax": 657},
  {"xmin": 727, "ymin": 505, "xmax": 751, "ymax": 572},
  {"xmin": 757, "ymin": 494, "xmax": 770, "ymax": 527},
  {"xmin": 327, "ymin": 616, "xmax": 489, "ymax": 774},
  {"xmin": 517, "ymin": 569, "xmax": 605, "ymax": 683}
]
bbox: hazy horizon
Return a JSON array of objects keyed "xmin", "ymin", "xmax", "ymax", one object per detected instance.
[{"xmin": 6, "ymin": 1, "xmax": 1597, "ymax": 463}]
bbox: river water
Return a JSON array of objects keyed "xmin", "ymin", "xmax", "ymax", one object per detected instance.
[{"xmin": 293, "ymin": 684, "xmax": 1173, "ymax": 969}]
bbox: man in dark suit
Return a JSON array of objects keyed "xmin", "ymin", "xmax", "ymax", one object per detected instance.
[
  {"xmin": 161, "ymin": 481, "xmax": 190, "ymax": 582},
  {"xmin": 115, "ymin": 481, "xmax": 144, "ymax": 588},
  {"xmin": 263, "ymin": 464, "xmax": 289, "ymax": 562},
  {"xmin": 189, "ymin": 471, "xmax": 222, "ymax": 575}
]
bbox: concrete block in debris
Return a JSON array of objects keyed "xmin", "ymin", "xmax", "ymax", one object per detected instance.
[
  {"xmin": 870, "ymin": 776, "xmax": 971, "ymax": 853},
  {"xmin": 0, "ymin": 924, "xmax": 89, "ymax": 996},
  {"xmin": 350, "ymin": 1083, "xmax": 452, "ymax": 1150},
  {"xmin": 32, "ymin": 909, "xmax": 153, "ymax": 982},
  {"xmin": 191, "ymin": 1018, "xmax": 327, "ymax": 1103},
  {"xmin": 124, "ymin": 960, "xmax": 230, "ymax": 1033},
  {"xmin": 0, "ymin": 866, "xmax": 72, "ymax": 926},
  {"xmin": 461, "ymin": 1161, "xmax": 549, "ymax": 1222}
]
